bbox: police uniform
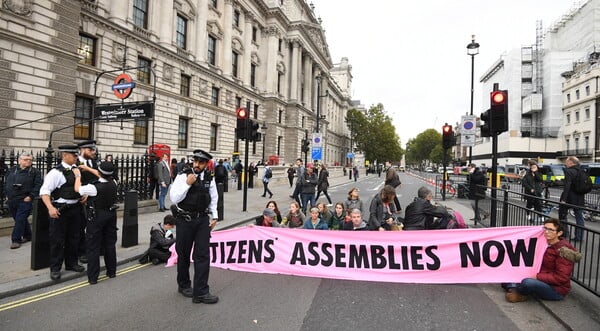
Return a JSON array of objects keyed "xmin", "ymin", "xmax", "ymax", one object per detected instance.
[
  {"xmin": 76, "ymin": 140, "xmax": 98, "ymax": 263},
  {"xmin": 76, "ymin": 161, "xmax": 118, "ymax": 284},
  {"xmin": 39, "ymin": 145, "xmax": 85, "ymax": 280},
  {"xmin": 170, "ymin": 149, "xmax": 219, "ymax": 303}
]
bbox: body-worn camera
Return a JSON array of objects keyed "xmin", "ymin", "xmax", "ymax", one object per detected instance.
[{"xmin": 13, "ymin": 183, "xmax": 22, "ymax": 189}]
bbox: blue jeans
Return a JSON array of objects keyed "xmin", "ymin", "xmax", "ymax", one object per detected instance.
[
  {"xmin": 159, "ymin": 184, "xmax": 170, "ymax": 210},
  {"xmin": 8, "ymin": 199, "xmax": 33, "ymax": 243},
  {"xmin": 300, "ymin": 193, "xmax": 316, "ymax": 214},
  {"xmin": 517, "ymin": 278, "xmax": 564, "ymax": 301},
  {"xmin": 572, "ymin": 208, "xmax": 584, "ymax": 240}
]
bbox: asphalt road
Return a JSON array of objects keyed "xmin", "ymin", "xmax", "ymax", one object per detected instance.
[{"xmin": 0, "ymin": 173, "xmax": 571, "ymax": 330}]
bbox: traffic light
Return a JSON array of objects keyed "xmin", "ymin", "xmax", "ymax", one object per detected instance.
[
  {"xmin": 442, "ymin": 124, "xmax": 454, "ymax": 149},
  {"xmin": 301, "ymin": 139, "xmax": 310, "ymax": 153},
  {"xmin": 236, "ymin": 107, "xmax": 248, "ymax": 140},
  {"xmin": 249, "ymin": 120, "xmax": 261, "ymax": 141},
  {"xmin": 480, "ymin": 109, "xmax": 491, "ymax": 137},
  {"xmin": 490, "ymin": 90, "xmax": 508, "ymax": 134}
]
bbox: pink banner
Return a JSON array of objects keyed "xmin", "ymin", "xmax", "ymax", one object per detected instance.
[{"xmin": 167, "ymin": 226, "xmax": 546, "ymax": 284}]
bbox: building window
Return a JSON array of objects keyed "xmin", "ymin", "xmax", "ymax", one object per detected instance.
[
  {"xmin": 575, "ymin": 110, "xmax": 580, "ymax": 122},
  {"xmin": 211, "ymin": 87, "xmax": 220, "ymax": 106},
  {"xmin": 585, "ymin": 107, "xmax": 590, "ymax": 120},
  {"xmin": 134, "ymin": 119, "xmax": 148, "ymax": 144},
  {"xmin": 254, "ymin": 104, "xmax": 259, "ymax": 118},
  {"xmin": 278, "ymin": 109, "xmax": 283, "ymax": 123},
  {"xmin": 586, "ymin": 85, "xmax": 590, "ymax": 96},
  {"xmin": 178, "ymin": 118, "xmax": 188, "ymax": 148},
  {"xmin": 133, "ymin": 0, "xmax": 148, "ymax": 29},
  {"xmin": 576, "ymin": 89, "xmax": 580, "ymax": 100},
  {"xmin": 278, "ymin": 38, "xmax": 282, "ymax": 52},
  {"xmin": 210, "ymin": 123, "xmax": 218, "ymax": 151},
  {"xmin": 236, "ymin": 96, "xmax": 242, "ymax": 108},
  {"xmin": 176, "ymin": 14, "xmax": 187, "ymax": 49},
  {"xmin": 567, "ymin": 94, "xmax": 571, "ymax": 103},
  {"xmin": 277, "ymin": 136, "xmax": 282, "ymax": 156},
  {"xmin": 233, "ymin": 10, "xmax": 240, "ymax": 27},
  {"xmin": 565, "ymin": 138, "xmax": 570, "ymax": 151},
  {"xmin": 210, "ymin": 0, "xmax": 217, "ymax": 8},
  {"xmin": 250, "ymin": 64, "xmax": 256, "ymax": 87},
  {"xmin": 78, "ymin": 33, "xmax": 96, "ymax": 66},
  {"xmin": 252, "ymin": 27, "xmax": 258, "ymax": 42},
  {"xmin": 74, "ymin": 96, "xmax": 93, "ymax": 140},
  {"xmin": 585, "ymin": 136, "xmax": 590, "ymax": 153},
  {"xmin": 137, "ymin": 57, "xmax": 151, "ymax": 84},
  {"xmin": 180, "ymin": 74, "xmax": 191, "ymax": 97},
  {"xmin": 232, "ymin": 51, "xmax": 239, "ymax": 78},
  {"xmin": 277, "ymin": 72, "xmax": 283, "ymax": 94},
  {"xmin": 566, "ymin": 113, "xmax": 570, "ymax": 124},
  {"xmin": 207, "ymin": 35, "xmax": 217, "ymax": 65}
]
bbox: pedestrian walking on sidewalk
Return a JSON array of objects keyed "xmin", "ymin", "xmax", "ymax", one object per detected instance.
[
  {"xmin": 261, "ymin": 165, "xmax": 274, "ymax": 198},
  {"xmin": 522, "ymin": 160, "xmax": 543, "ymax": 223},
  {"xmin": 468, "ymin": 163, "xmax": 487, "ymax": 222},
  {"xmin": 157, "ymin": 153, "xmax": 172, "ymax": 212},
  {"xmin": 316, "ymin": 164, "xmax": 332, "ymax": 206},
  {"xmin": 287, "ymin": 164, "xmax": 295, "ymax": 188},
  {"xmin": 170, "ymin": 149, "xmax": 219, "ymax": 304},
  {"xmin": 4, "ymin": 152, "xmax": 42, "ymax": 249},
  {"xmin": 290, "ymin": 158, "xmax": 304, "ymax": 208},
  {"xmin": 73, "ymin": 161, "xmax": 118, "ymax": 285},
  {"xmin": 40, "ymin": 145, "xmax": 86, "ymax": 281}
]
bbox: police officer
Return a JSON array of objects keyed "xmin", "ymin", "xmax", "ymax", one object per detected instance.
[
  {"xmin": 73, "ymin": 161, "xmax": 118, "ymax": 285},
  {"xmin": 39, "ymin": 145, "xmax": 85, "ymax": 280},
  {"xmin": 76, "ymin": 139, "xmax": 100, "ymax": 264},
  {"xmin": 170, "ymin": 149, "xmax": 219, "ymax": 304},
  {"xmin": 4, "ymin": 152, "xmax": 42, "ymax": 249}
]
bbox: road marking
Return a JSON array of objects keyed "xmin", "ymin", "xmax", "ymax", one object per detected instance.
[{"xmin": 0, "ymin": 263, "xmax": 148, "ymax": 312}]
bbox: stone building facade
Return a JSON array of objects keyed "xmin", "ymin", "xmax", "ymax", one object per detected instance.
[{"xmin": 0, "ymin": 0, "xmax": 353, "ymax": 165}]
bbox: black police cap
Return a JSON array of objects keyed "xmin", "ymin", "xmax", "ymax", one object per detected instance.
[
  {"xmin": 77, "ymin": 140, "xmax": 97, "ymax": 149},
  {"xmin": 58, "ymin": 145, "xmax": 79, "ymax": 153},
  {"xmin": 98, "ymin": 161, "xmax": 115, "ymax": 175},
  {"xmin": 191, "ymin": 149, "xmax": 212, "ymax": 161}
]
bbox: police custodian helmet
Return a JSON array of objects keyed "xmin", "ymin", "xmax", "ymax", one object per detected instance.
[{"xmin": 191, "ymin": 149, "xmax": 212, "ymax": 161}]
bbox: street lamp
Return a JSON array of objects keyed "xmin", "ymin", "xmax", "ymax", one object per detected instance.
[
  {"xmin": 261, "ymin": 121, "xmax": 267, "ymax": 164},
  {"xmin": 467, "ymin": 35, "xmax": 480, "ymax": 164},
  {"xmin": 315, "ymin": 75, "xmax": 329, "ymax": 134}
]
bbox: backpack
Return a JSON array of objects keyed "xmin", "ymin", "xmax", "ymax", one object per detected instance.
[
  {"xmin": 446, "ymin": 210, "xmax": 468, "ymax": 229},
  {"xmin": 265, "ymin": 168, "xmax": 273, "ymax": 179},
  {"xmin": 573, "ymin": 168, "xmax": 593, "ymax": 195}
]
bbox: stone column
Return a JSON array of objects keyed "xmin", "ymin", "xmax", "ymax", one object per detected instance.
[
  {"xmin": 290, "ymin": 40, "xmax": 300, "ymax": 101},
  {"xmin": 303, "ymin": 55, "xmax": 312, "ymax": 106},
  {"xmin": 196, "ymin": 0, "xmax": 209, "ymax": 62},
  {"xmin": 243, "ymin": 13, "xmax": 254, "ymax": 87},
  {"xmin": 107, "ymin": 0, "xmax": 128, "ymax": 27},
  {"xmin": 222, "ymin": 0, "xmax": 234, "ymax": 77},
  {"xmin": 158, "ymin": 0, "xmax": 174, "ymax": 48},
  {"xmin": 265, "ymin": 27, "xmax": 279, "ymax": 94}
]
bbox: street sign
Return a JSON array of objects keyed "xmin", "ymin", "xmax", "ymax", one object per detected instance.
[
  {"xmin": 461, "ymin": 115, "xmax": 476, "ymax": 135},
  {"xmin": 461, "ymin": 134, "xmax": 475, "ymax": 147},
  {"xmin": 312, "ymin": 147, "xmax": 322, "ymax": 161},
  {"xmin": 347, "ymin": 152, "xmax": 354, "ymax": 159},
  {"xmin": 94, "ymin": 102, "xmax": 154, "ymax": 120},
  {"xmin": 112, "ymin": 73, "xmax": 136, "ymax": 100},
  {"xmin": 312, "ymin": 133, "xmax": 323, "ymax": 148}
]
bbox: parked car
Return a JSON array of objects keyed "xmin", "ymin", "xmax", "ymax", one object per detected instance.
[{"xmin": 425, "ymin": 167, "xmax": 433, "ymax": 173}]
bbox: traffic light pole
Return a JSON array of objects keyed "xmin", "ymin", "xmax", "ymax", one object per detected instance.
[
  {"xmin": 304, "ymin": 129, "xmax": 308, "ymax": 165},
  {"xmin": 490, "ymin": 132, "xmax": 498, "ymax": 227},
  {"xmin": 242, "ymin": 114, "xmax": 250, "ymax": 212}
]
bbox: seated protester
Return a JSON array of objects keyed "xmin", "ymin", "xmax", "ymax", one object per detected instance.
[
  {"xmin": 255, "ymin": 208, "xmax": 284, "ymax": 227},
  {"xmin": 303, "ymin": 207, "xmax": 329, "ymax": 230},
  {"xmin": 403, "ymin": 186, "xmax": 453, "ymax": 230},
  {"xmin": 328, "ymin": 202, "xmax": 346, "ymax": 230},
  {"xmin": 504, "ymin": 218, "xmax": 581, "ymax": 302},
  {"xmin": 317, "ymin": 202, "xmax": 333, "ymax": 225},
  {"xmin": 344, "ymin": 187, "xmax": 364, "ymax": 213},
  {"xmin": 266, "ymin": 200, "xmax": 283, "ymax": 224},
  {"xmin": 149, "ymin": 215, "xmax": 176, "ymax": 265},
  {"xmin": 342, "ymin": 208, "xmax": 370, "ymax": 231},
  {"xmin": 368, "ymin": 185, "xmax": 399, "ymax": 231},
  {"xmin": 285, "ymin": 202, "xmax": 305, "ymax": 228}
]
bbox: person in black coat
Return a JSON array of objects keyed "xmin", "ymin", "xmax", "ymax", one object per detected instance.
[
  {"xmin": 559, "ymin": 156, "xmax": 586, "ymax": 241},
  {"xmin": 403, "ymin": 187, "xmax": 453, "ymax": 230},
  {"xmin": 521, "ymin": 160, "xmax": 543, "ymax": 223},
  {"xmin": 468, "ymin": 163, "xmax": 487, "ymax": 222}
]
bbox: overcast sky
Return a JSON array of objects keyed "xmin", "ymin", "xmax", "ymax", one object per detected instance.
[{"xmin": 312, "ymin": 0, "xmax": 580, "ymax": 147}]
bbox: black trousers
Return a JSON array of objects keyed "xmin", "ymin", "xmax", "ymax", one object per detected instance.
[
  {"xmin": 149, "ymin": 247, "xmax": 171, "ymax": 263},
  {"xmin": 176, "ymin": 214, "xmax": 211, "ymax": 297},
  {"xmin": 49, "ymin": 205, "xmax": 82, "ymax": 272},
  {"xmin": 86, "ymin": 209, "xmax": 117, "ymax": 282},
  {"xmin": 262, "ymin": 181, "xmax": 273, "ymax": 197},
  {"xmin": 216, "ymin": 182, "xmax": 224, "ymax": 220}
]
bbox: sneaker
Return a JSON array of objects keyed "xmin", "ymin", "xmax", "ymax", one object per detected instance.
[
  {"xmin": 10, "ymin": 242, "xmax": 21, "ymax": 249},
  {"xmin": 192, "ymin": 292, "xmax": 219, "ymax": 304},
  {"xmin": 178, "ymin": 287, "xmax": 193, "ymax": 298},
  {"xmin": 151, "ymin": 258, "xmax": 161, "ymax": 265},
  {"xmin": 505, "ymin": 289, "xmax": 528, "ymax": 303}
]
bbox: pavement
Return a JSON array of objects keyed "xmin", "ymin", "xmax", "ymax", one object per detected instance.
[{"xmin": 0, "ymin": 168, "xmax": 598, "ymax": 329}]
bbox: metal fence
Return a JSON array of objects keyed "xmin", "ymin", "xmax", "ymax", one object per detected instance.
[
  {"xmin": 0, "ymin": 149, "xmax": 153, "ymax": 214},
  {"xmin": 477, "ymin": 186, "xmax": 600, "ymax": 297}
]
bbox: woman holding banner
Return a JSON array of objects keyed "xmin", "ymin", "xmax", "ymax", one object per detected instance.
[{"xmin": 505, "ymin": 218, "xmax": 581, "ymax": 302}]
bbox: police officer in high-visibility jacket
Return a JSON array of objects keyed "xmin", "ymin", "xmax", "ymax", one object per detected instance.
[
  {"xmin": 170, "ymin": 149, "xmax": 219, "ymax": 304},
  {"xmin": 73, "ymin": 161, "xmax": 118, "ymax": 285}
]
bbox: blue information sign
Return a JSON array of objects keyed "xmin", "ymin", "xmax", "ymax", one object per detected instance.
[
  {"xmin": 347, "ymin": 152, "xmax": 354, "ymax": 159},
  {"xmin": 312, "ymin": 147, "xmax": 322, "ymax": 161}
]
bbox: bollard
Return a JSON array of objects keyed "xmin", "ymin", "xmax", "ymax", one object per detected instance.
[
  {"xmin": 122, "ymin": 190, "xmax": 138, "ymax": 247},
  {"xmin": 31, "ymin": 198, "xmax": 50, "ymax": 270}
]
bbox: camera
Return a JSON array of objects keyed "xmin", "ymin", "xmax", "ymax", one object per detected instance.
[{"xmin": 13, "ymin": 183, "xmax": 22, "ymax": 189}]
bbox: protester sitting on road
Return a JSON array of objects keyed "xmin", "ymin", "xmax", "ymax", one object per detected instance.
[
  {"xmin": 328, "ymin": 202, "xmax": 346, "ymax": 230},
  {"xmin": 403, "ymin": 186, "xmax": 453, "ymax": 230},
  {"xmin": 368, "ymin": 185, "xmax": 399, "ymax": 231},
  {"xmin": 316, "ymin": 202, "xmax": 333, "ymax": 226},
  {"xmin": 344, "ymin": 187, "xmax": 364, "ymax": 214},
  {"xmin": 303, "ymin": 207, "xmax": 328, "ymax": 230},
  {"xmin": 265, "ymin": 200, "xmax": 283, "ymax": 224},
  {"xmin": 139, "ymin": 215, "xmax": 176, "ymax": 265},
  {"xmin": 254, "ymin": 208, "xmax": 284, "ymax": 227},
  {"xmin": 342, "ymin": 209, "xmax": 369, "ymax": 231},
  {"xmin": 285, "ymin": 202, "xmax": 305, "ymax": 228},
  {"xmin": 504, "ymin": 218, "xmax": 581, "ymax": 302}
]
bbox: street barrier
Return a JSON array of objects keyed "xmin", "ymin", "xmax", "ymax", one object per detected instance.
[{"xmin": 122, "ymin": 190, "xmax": 138, "ymax": 247}]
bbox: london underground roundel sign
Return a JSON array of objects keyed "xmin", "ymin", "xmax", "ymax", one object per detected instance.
[{"xmin": 112, "ymin": 73, "xmax": 136, "ymax": 100}]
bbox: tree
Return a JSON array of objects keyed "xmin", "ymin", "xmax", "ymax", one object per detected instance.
[
  {"xmin": 346, "ymin": 104, "xmax": 404, "ymax": 163},
  {"xmin": 405, "ymin": 128, "xmax": 452, "ymax": 168}
]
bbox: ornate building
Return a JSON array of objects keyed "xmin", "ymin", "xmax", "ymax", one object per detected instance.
[{"xmin": 0, "ymin": 0, "xmax": 353, "ymax": 165}]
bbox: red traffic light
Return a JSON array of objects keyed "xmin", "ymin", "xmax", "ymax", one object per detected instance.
[
  {"xmin": 237, "ymin": 107, "xmax": 247, "ymax": 119},
  {"xmin": 442, "ymin": 124, "xmax": 452, "ymax": 134},
  {"xmin": 491, "ymin": 91, "xmax": 507, "ymax": 105}
]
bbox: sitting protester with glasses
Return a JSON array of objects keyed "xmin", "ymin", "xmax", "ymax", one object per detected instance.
[{"xmin": 503, "ymin": 218, "xmax": 581, "ymax": 302}]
